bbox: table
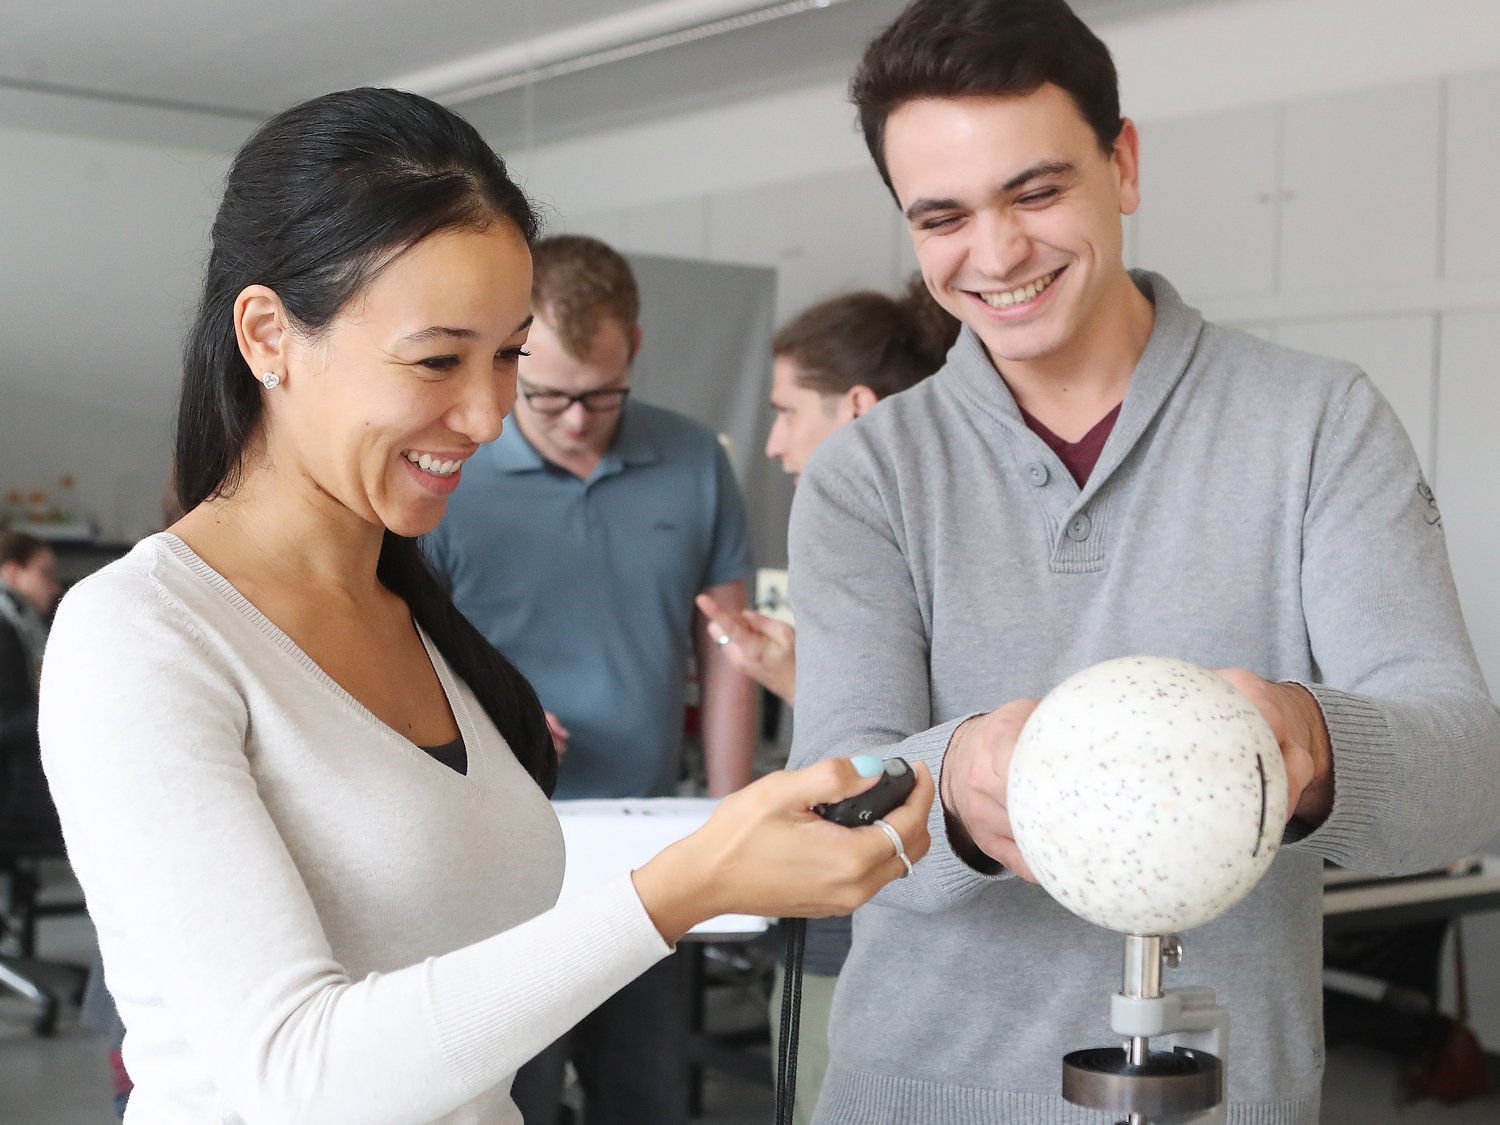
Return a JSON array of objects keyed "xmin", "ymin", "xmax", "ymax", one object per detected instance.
[{"xmin": 1323, "ymin": 857, "xmax": 1500, "ymax": 936}]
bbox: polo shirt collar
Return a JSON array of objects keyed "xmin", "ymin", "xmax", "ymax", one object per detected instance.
[
  {"xmin": 607, "ymin": 401, "xmax": 661, "ymax": 468},
  {"xmin": 488, "ymin": 400, "xmax": 661, "ymax": 477}
]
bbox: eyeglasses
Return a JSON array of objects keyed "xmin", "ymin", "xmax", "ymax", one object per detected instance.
[{"xmin": 518, "ymin": 381, "xmax": 631, "ymax": 416}]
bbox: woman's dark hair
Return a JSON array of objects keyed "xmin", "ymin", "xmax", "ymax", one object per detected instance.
[
  {"xmin": 773, "ymin": 275, "xmax": 959, "ymax": 400},
  {"xmin": 852, "ymin": 0, "xmax": 1123, "ymax": 195},
  {"xmin": 176, "ymin": 87, "xmax": 554, "ymax": 793}
]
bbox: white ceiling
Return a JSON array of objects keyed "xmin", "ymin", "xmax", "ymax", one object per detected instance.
[
  {"xmin": 0, "ymin": 0, "xmax": 631, "ymax": 110},
  {"xmin": 0, "ymin": 0, "xmax": 1209, "ymax": 153}
]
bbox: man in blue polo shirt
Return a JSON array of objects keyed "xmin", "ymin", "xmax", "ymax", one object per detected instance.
[{"xmin": 424, "ymin": 234, "xmax": 758, "ymax": 1124}]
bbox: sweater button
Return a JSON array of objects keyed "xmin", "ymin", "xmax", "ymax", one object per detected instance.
[
  {"xmin": 1066, "ymin": 513, "xmax": 1092, "ymax": 542},
  {"xmin": 1026, "ymin": 462, "xmax": 1049, "ymax": 486}
]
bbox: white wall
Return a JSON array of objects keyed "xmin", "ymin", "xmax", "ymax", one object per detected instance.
[
  {"xmin": 0, "ymin": 124, "xmax": 228, "ymax": 540},
  {"xmin": 1110, "ymin": 0, "xmax": 1500, "ymax": 124},
  {"xmin": 513, "ymin": 0, "xmax": 1500, "ymax": 215}
]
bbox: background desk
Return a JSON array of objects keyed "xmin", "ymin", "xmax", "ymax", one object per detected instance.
[{"xmin": 1324, "ymin": 857, "xmax": 1500, "ymax": 937}]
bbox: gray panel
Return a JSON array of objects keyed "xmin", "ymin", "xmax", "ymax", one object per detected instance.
[{"xmin": 626, "ymin": 253, "xmax": 790, "ymax": 567}]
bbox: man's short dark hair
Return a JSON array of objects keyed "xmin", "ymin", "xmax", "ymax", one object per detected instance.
[{"xmin": 852, "ymin": 0, "xmax": 1123, "ymax": 195}]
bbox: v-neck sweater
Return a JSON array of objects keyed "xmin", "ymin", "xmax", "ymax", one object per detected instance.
[
  {"xmin": 787, "ymin": 271, "xmax": 1500, "ymax": 1124},
  {"xmin": 39, "ymin": 534, "xmax": 670, "ymax": 1125}
]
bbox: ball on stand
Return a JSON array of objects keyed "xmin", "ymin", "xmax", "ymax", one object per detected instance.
[
  {"xmin": 1007, "ymin": 655, "xmax": 1292, "ymax": 1123},
  {"xmin": 1009, "ymin": 654, "xmax": 1287, "ymax": 934}
]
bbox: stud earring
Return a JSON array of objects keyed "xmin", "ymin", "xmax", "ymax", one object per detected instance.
[{"xmin": 259, "ymin": 371, "xmax": 282, "ymax": 389}]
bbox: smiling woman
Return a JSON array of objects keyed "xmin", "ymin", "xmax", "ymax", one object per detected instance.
[{"xmin": 35, "ymin": 87, "xmax": 932, "ymax": 1125}]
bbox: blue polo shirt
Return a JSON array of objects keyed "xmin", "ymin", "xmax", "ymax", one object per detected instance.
[{"xmin": 424, "ymin": 400, "xmax": 753, "ymax": 799}]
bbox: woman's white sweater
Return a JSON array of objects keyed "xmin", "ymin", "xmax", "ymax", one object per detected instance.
[{"xmin": 40, "ymin": 534, "xmax": 670, "ymax": 1124}]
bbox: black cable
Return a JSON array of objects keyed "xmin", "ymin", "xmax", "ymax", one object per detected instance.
[
  {"xmin": 775, "ymin": 918, "xmax": 807, "ymax": 1125},
  {"xmin": 775, "ymin": 758, "xmax": 913, "ymax": 1122}
]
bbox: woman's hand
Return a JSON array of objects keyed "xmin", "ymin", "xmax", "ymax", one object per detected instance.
[
  {"xmin": 631, "ymin": 756, "xmax": 934, "ymax": 944},
  {"xmin": 695, "ymin": 593, "xmax": 797, "ymax": 705}
]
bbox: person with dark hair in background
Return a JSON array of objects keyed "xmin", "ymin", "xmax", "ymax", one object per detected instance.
[
  {"xmin": 37, "ymin": 87, "xmax": 932, "ymax": 1125},
  {"xmin": 697, "ymin": 277, "xmax": 957, "ymax": 1125},
  {"xmin": 424, "ymin": 232, "xmax": 761, "ymax": 1125},
  {"xmin": 1, "ymin": 529, "xmax": 136, "ymax": 1115},
  {"xmin": 0, "ymin": 529, "xmax": 62, "ymax": 842},
  {"xmin": 782, "ymin": 1, "xmax": 1500, "ymax": 1122},
  {"xmin": 697, "ymin": 275, "xmax": 958, "ymax": 704}
]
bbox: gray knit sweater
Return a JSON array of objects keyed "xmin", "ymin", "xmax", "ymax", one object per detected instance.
[{"xmin": 788, "ymin": 272, "xmax": 1500, "ymax": 1124}]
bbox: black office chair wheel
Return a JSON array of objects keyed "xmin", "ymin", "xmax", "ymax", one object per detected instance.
[
  {"xmin": 32, "ymin": 995, "xmax": 59, "ymax": 1037},
  {"xmin": 1062, "ymin": 1045, "xmax": 1222, "ymax": 1118}
]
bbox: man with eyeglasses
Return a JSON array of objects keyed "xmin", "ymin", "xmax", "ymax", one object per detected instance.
[{"xmin": 424, "ymin": 234, "xmax": 758, "ymax": 1125}]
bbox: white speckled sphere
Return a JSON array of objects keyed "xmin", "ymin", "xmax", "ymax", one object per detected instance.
[{"xmin": 1008, "ymin": 656, "xmax": 1287, "ymax": 935}]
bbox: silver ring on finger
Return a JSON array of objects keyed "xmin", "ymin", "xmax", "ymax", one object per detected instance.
[{"xmin": 873, "ymin": 817, "xmax": 914, "ymax": 878}]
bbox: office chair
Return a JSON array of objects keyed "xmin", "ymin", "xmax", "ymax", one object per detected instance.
[{"xmin": 0, "ymin": 732, "xmax": 87, "ymax": 1035}]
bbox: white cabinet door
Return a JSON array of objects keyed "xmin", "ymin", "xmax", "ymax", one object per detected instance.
[
  {"xmin": 1280, "ymin": 82, "xmax": 1442, "ymax": 294},
  {"xmin": 1276, "ymin": 315, "xmax": 1436, "ymax": 475},
  {"xmin": 1435, "ymin": 309, "xmax": 1500, "ymax": 701},
  {"xmin": 1132, "ymin": 106, "xmax": 1278, "ymax": 303},
  {"xmin": 706, "ymin": 167, "xmax": 904, "ymax": 324},
  {"xmin": 1445, "ymin": 68, "xmax": 1500, "ymax": 283}
]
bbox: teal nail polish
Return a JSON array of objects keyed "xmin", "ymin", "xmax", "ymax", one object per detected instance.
[{"xmin": 851, "ymin": 755, "xmax": 884, "ymax": 778}]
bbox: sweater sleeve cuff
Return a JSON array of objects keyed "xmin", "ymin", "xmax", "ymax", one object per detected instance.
[
  {"xmin": 891, "ymin": 716, "xmax": 1014, "ymax": 907},
  {"xmin": 1287, "ymin": 683, "xmax": 1396, "ymax": 868},
  {"xmin": 429, "ymin": 873, "xmax": 671, "ymax": 1093}
]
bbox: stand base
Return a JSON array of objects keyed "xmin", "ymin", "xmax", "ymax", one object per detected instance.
[{"xmin": 1062, "ymin": 1046, "xmax": 1223, "ymax": 1117}]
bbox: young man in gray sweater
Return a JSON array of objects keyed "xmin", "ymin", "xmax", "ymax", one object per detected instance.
[{"xmin": 786, "ymin": 1, "xmax": 1500, "ymax": 1122}]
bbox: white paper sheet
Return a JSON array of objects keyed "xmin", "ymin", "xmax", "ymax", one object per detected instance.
[{"xmin": 553, "ymin": 798, "xmax": 771, "ymax": 938}]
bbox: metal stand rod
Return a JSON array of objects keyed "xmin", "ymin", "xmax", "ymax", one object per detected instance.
[
  {"xmin": 1122, "ymin": 935, "xmax": 1164, "ymax": 1125},
  {"xmin": 1064, "ymin": 932, "xmax": 1223, "ymax": 1125}
]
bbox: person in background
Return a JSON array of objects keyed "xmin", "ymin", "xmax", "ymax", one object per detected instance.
[
  {"xmin": 696, "ymin": 278, "xmax": 956, "ymax": 1125},
  {"xmin": 0, "ymin": 531, "xmax": 58, "ymax": 675},
  {"xmin": 696, "ymin": 276, "xmax": 958, "ymax": 705},
  {"xmin": 38, "ymin": 87, "xmax": 932, "ymax": 1125},
  {"xmin": 78, "ymin": 955, "xmax": 133, "ymax": 1119},
  {"xmin": 424, "ymin": 234, "xmax": 761, "ymax": 1125},
  {"xmin": 0, "ymin": 529, "xmax": 62, "ymax": 842},
  {"xmin": 1, "ymin": 531, "xmax": 135, "ymax": 1116},
  {"xmin": 785, "ymin": 1, "xmax": 1500, "ymax": 1121}
]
